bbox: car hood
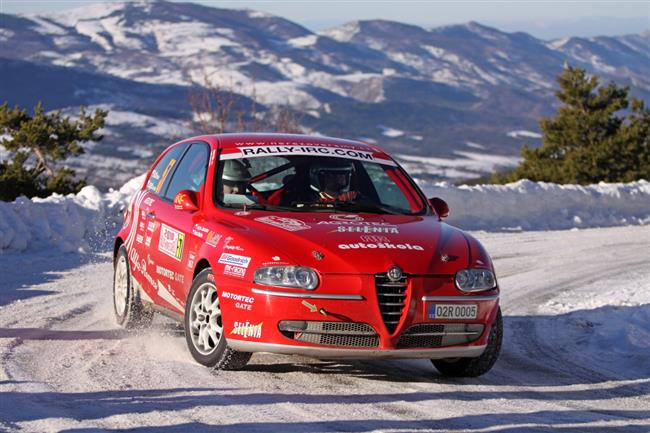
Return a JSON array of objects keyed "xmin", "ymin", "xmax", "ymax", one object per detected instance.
[{"xmin": 224, "ymin": 212, "xmax": 470, "ymax": 275}]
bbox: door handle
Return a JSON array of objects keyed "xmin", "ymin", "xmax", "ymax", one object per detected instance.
[{"xmin": 146, "ymin": 212, "xmax": 156, "ymax": 219}]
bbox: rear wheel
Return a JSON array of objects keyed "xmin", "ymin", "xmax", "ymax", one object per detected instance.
[
  {"xmin": 184, "ymin": 268, "xmax": 251, "ymax": 370},
  {"xmin": 432, "ymin": 307, "xmax": 503, "ymax": 377},
  {"xmin": 113, "ymin": 245, "xmax": 153, "ymax": 329}
]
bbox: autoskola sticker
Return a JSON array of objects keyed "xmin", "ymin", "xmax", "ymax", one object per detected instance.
[
  {"xmin": 158, "ymin": 224, "xmax": 185, "ymax": 261},
  {"xmin": 218, "ymin": 253, "xmax": 252, "ymax": 268},
  {"xmin": 255, "ymin": 216, "xmax": 310, "ymax": 232},
  {"xmin": 338, "ymin": 242, "xmax": 424, "ymax": 251},
  {"xmin": 231, "ymin": 321, "xmax": 262, "ymax": 339}
]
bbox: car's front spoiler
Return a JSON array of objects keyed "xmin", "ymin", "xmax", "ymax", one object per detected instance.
[{"xmin": 227, "ymin": 340, "xmax": 487, "ymax": 360}]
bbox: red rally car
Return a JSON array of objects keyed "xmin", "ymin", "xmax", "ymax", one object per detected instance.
[{"xmin": 113, "ymin": 133, "xmax": 502, "ymax": 377}]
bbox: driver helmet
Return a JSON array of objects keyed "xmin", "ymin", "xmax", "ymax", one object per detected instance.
[
  {"xmin": 309, "ymin": 159, "xmax": 355, "ymax": 195},
  {"xmin": 223, "ymin": 159, "xmax": 251, "ymax": 183}
]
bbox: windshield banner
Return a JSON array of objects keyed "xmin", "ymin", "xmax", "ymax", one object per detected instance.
[{"xmin": 221, "ymin": 144, "xmax": 396, "ymax": 166}]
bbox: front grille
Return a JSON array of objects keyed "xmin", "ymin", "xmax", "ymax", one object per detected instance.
[
  {"xmin": 397, "ymin": 323, "xmax": 484, "ymax": 348},
  {"xmin": 375, "ymin": 273, "xmax": 408, "ymax": 333},
  {"xmin": 279, "ymin": 321, "xmax": 379, "ymax": 348}
]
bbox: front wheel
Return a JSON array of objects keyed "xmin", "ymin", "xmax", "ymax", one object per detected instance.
[
  {"xmin": 432, "ymin": 307, "xmax": 503, "ymax": 377},
  {"xmin": 113, "ymin": 245, "xmax": 153, "ymax": 329},
  {"xmin": 184, "ymin": 268, "xmax": 251, "ymax": 370}
]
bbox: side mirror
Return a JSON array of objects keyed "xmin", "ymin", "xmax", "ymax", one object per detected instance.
[
  {"xmin": 429, "ymin": 197, "xmax": 449, "ymax": 220},
  {"xmin": 173, "ymin": 190, "xmax": 199, "ymax": 212}
]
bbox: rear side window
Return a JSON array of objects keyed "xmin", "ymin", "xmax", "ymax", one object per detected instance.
[
  {"xmin": 164, "ymin": 142, "xmax": 210, "ymax": 201},
  {"xmin": 146, "ymin": 144, "xmax": 188, "ymax": 195}
]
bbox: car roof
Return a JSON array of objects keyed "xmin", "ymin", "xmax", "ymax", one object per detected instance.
[{"xmin": 185, "ymin": 133, "xmax": 385, "ymax": 154}]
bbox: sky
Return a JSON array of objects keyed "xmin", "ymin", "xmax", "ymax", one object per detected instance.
[{"xmin": 0, "ymin": 0, "xmax": 648, "ymax": 39}]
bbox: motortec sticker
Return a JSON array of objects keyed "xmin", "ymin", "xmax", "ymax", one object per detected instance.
[
  {"xmin": 231, "ymin": 321, "xmax": 262, "ymax": 339},
  {"xmin": 158, "ymin": 224, "xmax": 185, "ymax": 261},
  {"xmin": 221, "ymin": 291, "xmax": 255, "ymax": 311},
  {"xmin": 218, "ymin": 253, "xmax": 252, "ymax": 268},
  {"xmin": 221, "ymin": 145, "xmax": 396, "ymax": 166},
  {"xmin": 338, "ymin": 242, "xmax": 424, "ymax": 251},
  {"xmin": 255, "ymin": 216, "xmax": 310, "ymax": 232}
]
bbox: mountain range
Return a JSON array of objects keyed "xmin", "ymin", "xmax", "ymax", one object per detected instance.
[{"xmin": 1, "ymin": 0, "xmax": 648, "ymax": 187}]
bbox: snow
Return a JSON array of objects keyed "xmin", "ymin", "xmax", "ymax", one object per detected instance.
[
  {"xmin": 0, "ymin": 225, "xmax": 648, "ymax": 431},
  {"xmin": 379, "ymin": 125, "xmax": 404, "ymax": 137},
  {"xmin": 287, "ymin": 34, "xmax": 318, "ymax": 48},
  {"xmin": 507, "ymin": 130, "xmax": 543, "ymax": 139},
  {"xmin": 397, "ymin": 151, "xmax": 521, "ymax": 179},
  {"xmin": 0, "ymin": 175, "xmax": 144, "ymax": 253},
  {"xmin": 319, "ymin": 21, "xmax": 360, "ymax": 42},
  {"xmin": 418, "ymin": 179, "xmax": 650, "ymax": 231}
]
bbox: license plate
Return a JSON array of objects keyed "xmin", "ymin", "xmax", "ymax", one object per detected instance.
[{"xmin": 428, "ymin": 304, "xmax": 477, "ymax": 320}]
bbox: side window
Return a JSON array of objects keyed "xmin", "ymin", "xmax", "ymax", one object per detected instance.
[
  {"xmin": 146, "ymin": 144, "xmax": 188, "ymax": 195},
  {"xmin": 163, "ymin": 142, "xmax": 210, "ymax": 201}
]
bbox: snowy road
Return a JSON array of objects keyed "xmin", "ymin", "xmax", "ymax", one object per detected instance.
[{"xmin": 1, "ymin": 225, "xmax": 649, "ymax": 432}]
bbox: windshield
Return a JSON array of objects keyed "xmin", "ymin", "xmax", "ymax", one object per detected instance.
[{"xmin": 215, "ymin": 154, "xmax": 426, "ymax": 215}]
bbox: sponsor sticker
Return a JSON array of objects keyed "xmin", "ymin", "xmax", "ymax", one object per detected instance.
[
  {"xmin": 360, "ymin": 235, "xmax": 391, "ymax": 243},
  {"xmin": 231, "ymin": 321, "xmax": 262, "ymax": 339},
  {"xmin": 136, "ymin": 234, "xmax": 144, "ymax": 244},
  {"xmin": 222, "ymin": 143, "xmax": 396, "ymax": 166},
  {"xmin": 147, "ymin": 221, "xmax": 158, "ymax": 232},
  {"xmin": 206, "ymin": 231, "xmax": 222, "ymax": 247},
  {"xmin": 335, "ymin": 225, "xmax": 399, "ymax": 234},
  {"xmin": 330, "ymin": 214, "xmax": 363, "ymax": 222},
  {"xmin": 338, "ymin": 242, "xmax": 424, "ymax": 251},
  {"xmin": 158, "ymin": 224, "xmax": 185, "ymax": 261},
  {"xmin": 255, "ymin": 216, "xmax": 310, "ymax": 232},
  {"xmin": 143, "ymin": 197, "xmax": 155, "ymax": 207},
  {"xmin": 145, "ymin": 235, "xmax": 152, "ymax": 247},
  {"xmin": 186, "ymin": 251, "xmax": 196, "ymax": 269},
  {"xmin": 155, "ymin": 264, "xmax": 185, "ymax": 283},
  {"xmin": 224, "ymin": 264, "xmax": 246, "ymax": 278},
  {"xmin": 221, "ymin": 291, "xmax": 254, "ymax": 310},
  {"xmin": 192, "ymin": 224, "xmax": 209, "ymax": 239},
  {"xmin": 218, "ymin": 253, "xmax": 252, "ymax": 268},
  {"xmin": 223, "ymin": 236, "xmax": 244, "ymax": 251}
]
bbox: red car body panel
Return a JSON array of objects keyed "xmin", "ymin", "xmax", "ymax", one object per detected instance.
[{"xmin": 116, "ymin": 134, "xmax": 500, "ymax": 359}]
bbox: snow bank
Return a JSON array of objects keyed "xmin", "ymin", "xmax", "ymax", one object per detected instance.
[
  {"xmin": 0, "ymin": 175, "xmax": 144, "ymax": 253},
  {"xmin": 419, "ymin": 179, "xmax": 650, "ymax": 231},
  {"xmin": 1, "ymin": 177, "xmax": 648, "ymax": 253}
]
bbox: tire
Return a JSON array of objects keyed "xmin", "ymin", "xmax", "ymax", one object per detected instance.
[
  {"xmin": 432, "ymin": 307, "xmax": 503, "ymax": 377},
  {"xmin": 113, "ymin": 245, "xmax": 154, "ymax": 329},
  {"xmin": 184, "ymin": 268, "xmax": 252, "ymax": 370}
]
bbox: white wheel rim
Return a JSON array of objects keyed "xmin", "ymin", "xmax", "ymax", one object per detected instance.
[
  {"xmin": 189, "ymin": 282, "xmax": 223, "ymax": 355},
  {"xmin": 114, "ymin": 255, "xmax": 129, "ymax": 317}
]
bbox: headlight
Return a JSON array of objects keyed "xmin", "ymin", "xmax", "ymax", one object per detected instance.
[
  {"xmin": 254, "ymin": 266, "xmax": 319, "ymax": 290},
  {"xmin": 454, "ymin": 268, "xmax": 497, "ymax": 292}
]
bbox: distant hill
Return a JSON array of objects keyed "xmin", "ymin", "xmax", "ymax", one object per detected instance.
[{"xmin": 1, "ymin": 0, "xmax": 648, "ymax": 187}]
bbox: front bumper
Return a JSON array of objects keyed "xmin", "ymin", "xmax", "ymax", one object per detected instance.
[
  {"xmin": 217, "ymin": 273, "xmax": 499, "ymax": 359},
  {"xmin": 228, "ymin": 340, "xmax": 487, "ymax": 359}
]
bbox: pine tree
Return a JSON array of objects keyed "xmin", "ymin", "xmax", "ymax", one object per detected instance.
[
  {"xmin": 0, "ymin": 102, "xmax": 107, "ymax": 201},
  {"xmin": 494, "ymin": 65, "xmax": 650, "ymax": 184}
]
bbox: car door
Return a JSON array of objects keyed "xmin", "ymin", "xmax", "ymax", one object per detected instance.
[
  {"xmin": 128, "ymin": 142, "xmax": 189, "ymax": 307},
  {"xmin": 150, "ymin": 141, "xmax": 211, "ymax": 315}
]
